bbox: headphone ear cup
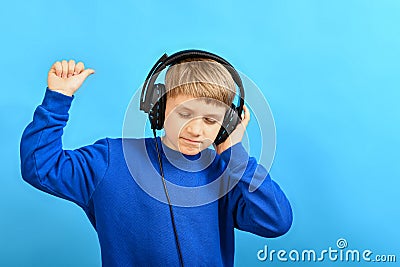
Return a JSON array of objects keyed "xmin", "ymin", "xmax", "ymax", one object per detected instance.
[
  {"xmin": 148, "ymin": 83, "xmax": 166, "ymax": 130},
  {"xmin": 214, "ymin": 104, "xmax": 241, "ymax": 145}
]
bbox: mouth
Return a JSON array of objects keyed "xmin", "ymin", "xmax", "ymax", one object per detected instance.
[{"xmin": 180, "ymin": 137, "xmax": 203, "ymax": 144}]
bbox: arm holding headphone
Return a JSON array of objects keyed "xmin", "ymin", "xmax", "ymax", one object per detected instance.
[
  {"xmin": 220, "ymin": 146, "xmax": 293, "ymax": 237},
  {"xmin": 218, "ymin": 106, "xmax": 293, "ymax": 237}
]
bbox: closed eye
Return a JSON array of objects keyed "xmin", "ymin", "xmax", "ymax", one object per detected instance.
[
  {"xmin": 178, "ymin": 112, "xmax": 218, "ymax": 124},
  {"xmin": 204, "ymin": 117, "xmax": 217, "ymax": 124},
  {"xmin": 178, "ymin": 112, "xmax": 191, "ymax": 118}
]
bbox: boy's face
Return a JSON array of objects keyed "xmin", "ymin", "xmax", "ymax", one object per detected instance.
[{"xmin": 162, "ymin": 94, "xmax": 227, "ymax": 155}]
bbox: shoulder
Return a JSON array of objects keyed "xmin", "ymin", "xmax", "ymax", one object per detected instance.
[
  {"xmin": 104, "ymin": 137, "xmax": 149, "ymax": 146},
  {"xmin": 104, "ymin": 137, "xmax": 154, "ymax": 157}
]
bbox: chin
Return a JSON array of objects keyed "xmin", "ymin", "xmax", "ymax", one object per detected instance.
[
  {"xmin": 180, "ymin": 147, "xmax": 201, "ymax": 155},
  {"xmin": 178, "ymin": 144, "xmax": 205, "ymax": 155}
]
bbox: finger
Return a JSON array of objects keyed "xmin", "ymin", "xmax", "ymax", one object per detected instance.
[
  {"xmin": 68, "ymin": 60, "xmax": 76, "ymax": 78},
  {"xmin": 75, "ymin": 62, "xmax": 84, "ymax": 74},
  {"xmin": 244, "ymin": 105, "xmax": 250, "ymax": 121},
  {"xmin": 241, "ymin": 105, "xmax": 250, "ymax": 127},
  {"xmin": 80, "ymin": 68, "xmax": 95, "ymax": 79},
  {"xmin": 61, "ymin": 60, "xmax": 68, "ymax": 79},
  {"xmin": 241, "ymin": 105, "xmax": 247, "ymax": 119},
  {"xmin": 49, "ymin": 63, "xmax": 57, "ymax": 75},
  {"xmin": 54, "ymin": 61, "xmax": 62, "ymax": 77}
]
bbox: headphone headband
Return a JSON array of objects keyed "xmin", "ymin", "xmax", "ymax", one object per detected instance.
[{"xmin": 140, "ymin": 49, "xmax": 244, "ymax": 114}]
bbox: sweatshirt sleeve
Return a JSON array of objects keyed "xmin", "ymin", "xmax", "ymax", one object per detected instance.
[
  {"xmin": 20, "ymin": 88, "xmax": 109, "ymax": 210},
  {"xmin": 220, "ymin": 142, "xmax": 293, "ymax": 238}
]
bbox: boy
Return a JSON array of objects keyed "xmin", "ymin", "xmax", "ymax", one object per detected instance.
[{"xmin": 20, "ymin": 52, "xmax": 292, "ymax": 266}]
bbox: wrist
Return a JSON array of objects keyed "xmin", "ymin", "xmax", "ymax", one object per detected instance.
[
  {"xmin": 48, "ymin": 87, "xmax": 74, "ymax": 97},
  {"xmin": 41, "ymin": 87, "xmax": 74, "ymax": 114}
]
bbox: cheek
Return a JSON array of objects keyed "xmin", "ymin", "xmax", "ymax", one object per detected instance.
[
  {"xmin": 205, "ymin": 124, "xmax": 222, "ymax": 137},
  {"xmin": 164, "ymin": 115, "xmax": 185, "ymax": 137}
]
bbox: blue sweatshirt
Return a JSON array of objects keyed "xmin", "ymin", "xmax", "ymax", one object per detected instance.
[{"xmin": 20, "ymin": 88, "xmax": 293, "ymax": 267}]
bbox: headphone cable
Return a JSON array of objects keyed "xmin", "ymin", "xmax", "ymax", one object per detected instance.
[{"xmin": 153, "ymin": 129, "xmax": 184, "ymax": 267}]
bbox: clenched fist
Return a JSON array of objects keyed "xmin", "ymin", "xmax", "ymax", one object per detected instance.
[{"xmin": 48, "ymin": 59, "xmax": 95, "ymax": 96}]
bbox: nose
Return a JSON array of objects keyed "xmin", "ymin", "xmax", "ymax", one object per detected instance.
[{"xmin": 186, "ymin": 118, "xmax": 203, "ymax": 136}]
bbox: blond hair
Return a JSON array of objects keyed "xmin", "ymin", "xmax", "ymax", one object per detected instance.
[{"xmin": 164, "ymin": 58, "xmax": 236, "ymax": 106}]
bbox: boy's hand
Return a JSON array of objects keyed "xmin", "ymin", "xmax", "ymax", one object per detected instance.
[
  {"xmin": 47, "ymin": 60, "xmax": 95, "ymax": 96},
  {"xmin": 215, "ymin": 105, "xmax": 250, "ymax": 155}
]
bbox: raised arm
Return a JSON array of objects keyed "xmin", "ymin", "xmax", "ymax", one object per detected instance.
[{"xmin": 20, "ymin": 60, "xmax": 108, "ymax": 210}]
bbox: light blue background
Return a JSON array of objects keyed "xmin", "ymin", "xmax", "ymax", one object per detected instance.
[{"xmin": 1, "ymin": 0, "xmax": 399, "ymax": 266}]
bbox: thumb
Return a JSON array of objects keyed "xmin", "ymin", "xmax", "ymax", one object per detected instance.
[{"xmin": 80, "ymin": 68, "xmax": 95, "ymax": 79}]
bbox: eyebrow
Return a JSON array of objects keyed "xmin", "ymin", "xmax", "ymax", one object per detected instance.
[{"xmin": 176, "ymin": 106, "xmax": 224, "ymax": 120}]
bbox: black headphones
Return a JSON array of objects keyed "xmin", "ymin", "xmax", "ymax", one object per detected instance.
[{"xmin": 140, "ymin": 49, "xmax": 245, "ymax": 145}]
